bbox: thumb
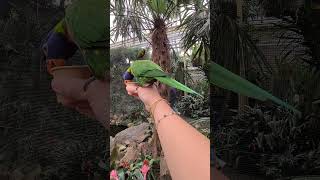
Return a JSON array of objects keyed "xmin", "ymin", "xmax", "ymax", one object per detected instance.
[{"xmin": 51, "ymin": 77, "xmax": 87, "ymax": 101}]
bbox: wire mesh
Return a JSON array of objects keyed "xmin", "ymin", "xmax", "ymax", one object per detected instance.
[{"xmin": 0, "ymin": 1, "xmax": 108, "ymax": 179}]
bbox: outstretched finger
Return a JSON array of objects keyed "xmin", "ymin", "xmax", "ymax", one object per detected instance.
[
  {"xmin": 126, "ymin": 83, "xmax": 140, "ymax": 95},
  {"xmin": 51, "ymin": 77, "xmax": 87, "ymax": 101}
]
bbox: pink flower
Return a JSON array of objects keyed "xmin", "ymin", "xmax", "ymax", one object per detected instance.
[
  {"xmin": 140, "ymin": 164, "xmax": 150, "ymax": 180},
  {"xmin": 110, "ymin": 170, "xmax": 119, "ymax": 180}
]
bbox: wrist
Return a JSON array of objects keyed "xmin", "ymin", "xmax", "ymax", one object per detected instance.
[
  {"xmin": 147, "ymin": 96, "xmax": 163, "ymax": 107},
  {"xmin": 153, "ymin": 100, "xmax": 175, "ymax": 127},
  {"xmin": 137, "ymin": 88, "xmax": 162, "ymax": 107}
]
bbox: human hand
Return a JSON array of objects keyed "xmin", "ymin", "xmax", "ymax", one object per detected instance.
[
  {"xmin": 51, "ymin": 76, "xmax": 109, "ymax": 129},
  {"xmin": 125, "ymin": 82, "xmax": 163, "ymax": 112}
]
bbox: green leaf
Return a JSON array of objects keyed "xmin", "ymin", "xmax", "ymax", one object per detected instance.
[
  {"xmin": 110, "ymin": 145, "xmax": 119, "ymax": 169},
  {"xmin": 133, "ymin": 169, "xmax": 144, "ymax": 180},
  {"xmin": 148, "ymin": 0, "xmax": 167, "ymax": 15},
  {"xmin": 208, "ymin": 62, "xmax": 301, "ymax": 116},
  {"xmin": 149, "ymin": 159, "xmax": 155, "ymax": 166},
  {"xmin": 118, "ymin": 169, "xmax": 125, "ymax": 180}
]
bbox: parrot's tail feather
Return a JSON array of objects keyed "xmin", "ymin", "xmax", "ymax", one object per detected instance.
[
  {"xmin": 209, "ymin": 62, "xmax": 301, "ymax": 116},
  {"xmin": 155, "ymin": 77, "xmax": 203, "ymax": 98}
]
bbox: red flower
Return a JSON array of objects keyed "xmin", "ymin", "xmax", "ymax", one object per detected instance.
[
  {"xmin": 143, "ymin": 159, "xmax": 149, "ymax": 166},
  {"xmin": 121, "ymin": 161, "xmax": 130, "ymax": 169}
]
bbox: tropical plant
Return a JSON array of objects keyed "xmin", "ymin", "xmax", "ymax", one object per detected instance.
[
  {"xmin": 174, "ymin": 93, "xmax": 209, "ymax": 118},
  {"xmin": 257, "ymin": 0, "xmax": 301, "ymax": 18},
  {"xmin": 179, "ymin": 0, "xmax": 209, "ymax": 69},
  {"xmin": 263, "ymin": 0, "xmax": 320, "ymax": 114},
  {"xmin": 111, "ymin": 154, "xmax": 159, "ymax": 180},
  {"xmin": 180, "ymin": 0, "xmax": 278, "ymax": 119},
  {"xmin": 275, "ymin": 3, "xmax": 320, "ymax": 73},
  {"xmin": 214, "ymin": 105, "xmax": 320, "ymax": 178},
  {"xmin": 111, "ymin": 0, "xmax": 187, "ymax": 68}
]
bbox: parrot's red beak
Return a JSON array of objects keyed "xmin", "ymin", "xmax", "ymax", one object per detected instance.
[
  {"xmin": 47, "ymin": 59, "xmax": 66, "ymax": 75},
  {"xmin": 124, "ymin": 80, "xmax": 133, "ymax": 85}
]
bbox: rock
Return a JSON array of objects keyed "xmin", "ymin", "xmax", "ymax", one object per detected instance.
[
  {"xmin": 112, "ymin": 123, "xmax": 154, "ymax": 166},
  {"xmin": 138, "ymin": 142, "xmax": 153, "ymax": 155},
  {"xmin": 120, "ymin": 145, "xmax": 138, "ymax": 163},
  {"xmin": 114, "ymin": 122, "xmax": 151, "ymax": 144}
]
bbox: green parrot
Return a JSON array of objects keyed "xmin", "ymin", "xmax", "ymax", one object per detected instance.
[
  {"xmin": 208, "ymin": 62, "xmax": 301, "ymax": 116},
  {"xmin": 123, "ymin": 60, "xmax": 203, "ymax": 97},
  {"xmin": 137, "ymin": 49, "xmax": 146, "ymax": 59},
  {"xmin": 64, "ymin": 0, "xmax": 108, "ymax": 89}
]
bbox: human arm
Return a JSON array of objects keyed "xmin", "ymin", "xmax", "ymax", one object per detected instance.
[{"xmin": 125, "ymin": 83, "xmax": 210, "ymax": 180}]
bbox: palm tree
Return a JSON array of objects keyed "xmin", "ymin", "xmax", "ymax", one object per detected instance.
[
  {"xmin": 180, "ymin": 0, "xmax": 273, "ymax": 119},
  {"xmin": 111, "ymin": 0, "xmax": 196, "ymax": 99}
]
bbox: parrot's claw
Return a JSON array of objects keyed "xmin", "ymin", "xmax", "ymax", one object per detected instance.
[{"xmin": 83, "ymin": 76, "xmax": 96, "ymax": 92}]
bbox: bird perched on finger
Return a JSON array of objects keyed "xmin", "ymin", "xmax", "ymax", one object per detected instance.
[
  {"xmin": 41, "ymin": 0, "xmax": 108, "ymax": 91},
  {"xmin": 137, "ymin": 49, "xmax": 146, "ymax": 59},
  {"xmin": 123, "ymin": 60, "xmax": 203, "ymax": 97}
]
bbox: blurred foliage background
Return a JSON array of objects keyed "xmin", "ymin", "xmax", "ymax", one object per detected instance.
[
  {"xmin": 0, "ymin": 0, "xmax": 108, "ymax": 179},
  {"xmin": 212, "ymin": 0, "xmax": 320, "ymax": 179}
]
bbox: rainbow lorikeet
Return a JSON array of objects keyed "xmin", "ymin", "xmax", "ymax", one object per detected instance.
[
  {"xmin": 42, "ymin": 0, "xmax": 108, "ymax": 91},
  {"xmin": 137, "ymin": 49, "xmax": 146, "ymax": 59},
  {"xmin": 123, "ymin": 60, "xmax": 203, "ymax": 97}
]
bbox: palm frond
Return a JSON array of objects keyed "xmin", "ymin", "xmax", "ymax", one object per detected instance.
[{"xmin": 111, "ymin": 0, "xmax": 194, "ymax": 43}]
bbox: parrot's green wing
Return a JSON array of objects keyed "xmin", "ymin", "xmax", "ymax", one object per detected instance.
[
  {"xmin": 64, "ymin": 0, "xmax": 108, "ymax": 48},
  {"xmin": 130, "ymin": 60, "xmax": 163, "ymax": 77},
  {"xmin": 209, "ymin": 62, "xmax": 301, "ymax": 116},
  {"xmin": 82, "ymin": 49, "xmax": 109, "ymax": 79},
  {"xmin": 64, "ymin": 0, "xmax": 108, "ymax": 79},
  {"xmin": 131, "ymin": 60, "xmax": 203, "ymax": 97}
]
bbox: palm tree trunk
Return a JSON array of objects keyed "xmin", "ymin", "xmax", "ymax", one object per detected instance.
[
  {"xmin": 238, "ymin": 60, "xmax": 248, "ymax": 112},
  {"xmin": 236, "ymin": 0, "xmax": 243, "ymax": 22},
  {"xmin": 151, "ymin": 18, "xmax": 171, "ymax": 99},
  {"xmin": 237, "ymin": 0, "xmax": 248, "ymax": 112},
  {"xmin": 151, "ymin": 17, "xmax": 172, "ymax": 180}
]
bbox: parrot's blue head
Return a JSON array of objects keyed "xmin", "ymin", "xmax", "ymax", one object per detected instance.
[
  {"xmin": 123, "ymin": 68, "xmax": 134, "ymax": 80},
  {"xmin": 41, "ymin": 30, "xmax": 78, "ymax": 61}
]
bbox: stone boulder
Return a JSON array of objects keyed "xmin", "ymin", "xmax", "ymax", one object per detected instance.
[{"xmin": 110, "ymin": 122, "xmax": 153, "ymax": 164}]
